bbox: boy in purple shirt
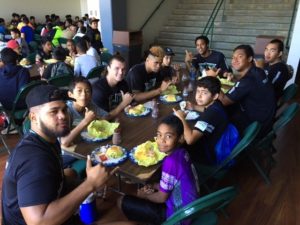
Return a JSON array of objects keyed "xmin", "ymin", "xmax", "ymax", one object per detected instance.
[{"xmin": 118, "ymin": 115, "xmax": 199, "ymax": 225}]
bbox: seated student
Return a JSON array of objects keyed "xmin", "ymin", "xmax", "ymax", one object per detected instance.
[
  {"xmin": 173, "ymin": 76, "xmax": 230, "ymax": 164},
  {"xmin": 0, "ymin": 18, "xmax": 8, "ymax": 37},
  {"xmin": 185, "ymin": 35, "xmax": 229, "ymax": 77},
  {"xmin": 52, "ymin": 21, "xmax": 64, "ymax": 47},
  {"xmin": 160, "ymin": 47, "xmax": 180, "ymax": 84},
  {"xmin": 86, "ymin": 18, "xmax": 103, "ymax": 54},
  {"xmin": 42, "ymin": 47, "xmax": 73, "ymax": 79},
  {"xmin": 74, "ymin": 39, "xmax": 99, "ymax": 77},
  {"xmin": 35, "ymin": 37, "xmax": 53, "ymax": 65},
  {"xmin": 82, "ymin": 35, "xmax": 101, "ymax": 63},
  {"xmin": 6, "ymin": 40, "xmax": 22, "ymax": 58},
  {"xmin": 92, "ymin": 54, "xmax": 134, "ymax": 118},
  {"xmin": 118, "ymin": 115, "xmax": 199, "ymax": 225},
  {"xmin": 218, "ymin": 45, "xmax": 276, "ymax": 135},
  {"xmin": 262, "ymin": 39, "xmax": 291, "ymax": 100},
  {"xmin": 126, "ymin": 46, "xmax": 171, "ymax": 102},
  {"xmin": 0, "ymin": 48, "xmax": 30, "ymax": 110},
  {"xmin": 61, "ymin": 76, "xmax": 109, "ymax": 147},
  {"xmin": 20, "ymin": 17, "xmax": 34, "ymax": 44},
  {"xmin": 1, "ymin": 84, "xmax": 110, "ymax": 225},
  {"xmin": 10, "ymin": 28, "xmax": 29, "ymax": 58}
]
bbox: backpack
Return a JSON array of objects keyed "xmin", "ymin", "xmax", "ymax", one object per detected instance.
[
  {"xmin": 50, "ymin": 62, "xmax": 73, "ymax": 77},
  {"xmin": 214, "ymin": 123, "xmax": 239, "ymax": 166}
]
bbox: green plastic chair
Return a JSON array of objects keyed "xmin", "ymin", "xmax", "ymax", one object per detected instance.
[
  {"xmin": 26, "ymin": 52, "xmax": 37, "ymax": 64},
  {"xmin": 162, "ymin": 186, "xmax": 238, "ymax": 225},
  {"xmin": 86, "ymin": 65, "xmax": 106, "ymax": 80},
  {"xmin": 195, "ymin": 121, "xmax": 261, "ymax": 192},
  {"xmin": 248, "ymin": 102, "xmax": 300, "ymax": 184},
  {"xmin": 29, "ymin": 41, "xmax": 39, "ymax": 53},
  {"xmin": 100, "ymin": 52, "xmax": 113, "ymax": 65},
  {"xmin": 277, "ymin": 83, "xmax": 298, "ymax": 109},
  {"xmin": 5, "ymin": 80, "xmax": 47, "ymax": 134},
  {"xmin": 48, "ymin": 74, "xmax": 73, "ymax": 88}
]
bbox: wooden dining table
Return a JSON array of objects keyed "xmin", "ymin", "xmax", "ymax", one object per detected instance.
[{"xmin": 65, "ymin": 97, "xmax": 185, "ymax": 190}]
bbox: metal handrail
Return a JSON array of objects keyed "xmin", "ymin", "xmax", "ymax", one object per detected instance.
[
  {"xmin": 202, "ymin": 0, "xmax": 225, "ymax": 38},
  {"xmin": 139, "ymin": 0, "xmax": 166, "ymax": 31},
  {"xmin": 286, "ymin": 0, "xmax": 299, "ymax": 50}
]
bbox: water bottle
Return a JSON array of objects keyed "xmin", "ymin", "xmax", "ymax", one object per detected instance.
[
  {"xmin": 79, "ymin": 193, "xmax": 97, "ymax": 224},
  {"xmin": 190, "ymin": 65, "xmax": 197, "ymax": 81},
  {"xmin": 151, "ymin": 99, "xmax": 159, "ymax": 119}
]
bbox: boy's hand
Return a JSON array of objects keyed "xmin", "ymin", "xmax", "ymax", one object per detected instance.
[
  {"xmin": 206, "ymin": 68, "xmax": 221, "ymax": 77},
  {"xmin": 84, "ymin": 107, "xmax": 96, "ymax": 124},
  {"xmin": 186, "ymin": 101, "xmax": 194, "ymax": 110},
  {"xmin": 223, "ymin": 72, "xmax": 234, "ymax": 81},
  {"xmin": 173, "ymin": 108, "xmax": 187, "ymax": 121}
]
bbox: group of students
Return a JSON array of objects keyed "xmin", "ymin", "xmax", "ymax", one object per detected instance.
[{"xmin": 1, "ymin": 33, "xmax": 292, "ymax": 225}]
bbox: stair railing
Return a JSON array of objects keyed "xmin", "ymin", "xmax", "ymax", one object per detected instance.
[
  {"xmin": 139, "ymin": 0, "xmax": 166, "ymax": 31},
  {"xmin": 202, "ymin": 0, "xmax": 225, "ymax": 42},
  {"xmin": 286, "ymin": 0, "xmax": 299, "ymax": 50}
]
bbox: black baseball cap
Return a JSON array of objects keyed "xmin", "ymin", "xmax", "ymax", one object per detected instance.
[
  {"xmin": 165, "ymin": 47, "xmax": 175, "ymax": 56},
  {"xmin": 26, "ymin": 85, "xmax": 74, "ymax": 109}
]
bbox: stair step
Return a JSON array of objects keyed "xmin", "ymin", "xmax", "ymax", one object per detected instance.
[
  {"xmin": 161, "ymin": 26, "xmax": 208, "ymax": 34},
  {"xmin": 223, "ymin": 15, "xmax": 291, "ymax": 23},
  {"xmin": 216, "ymin": 21, "xmax": 291, "ymax": 29},
  {"xmin": 173, "ymin": 8, "xmax": 223, "ymax": 15},
  {"xmin": 212, "ymin": 28, "xmax": 289, "ymax": 36},
  {"xmin": 227, "ymin": 3, "xmax": 294, "ymax": 10},
  {"xmin": 223, "ymin": 9, "xmax": 293, "ymax": 16},
  {"xmin": 169, "ymin": 14, "xmax": 223, "ymax": 21},
  {"xmin": 166, "ymin": 20, "xmax": 208, "ymax": 27}
]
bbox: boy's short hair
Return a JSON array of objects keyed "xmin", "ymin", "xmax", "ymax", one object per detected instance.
[
  {"xmin": 41, "ymin": 37, "xmax": 52, "ymax": 45},
  {"xmin": 196, "ymin": 76, "xmax": 221, "ymax": 96},
  {"xmin": 69, "ymin": 76, "xmax": 92, "ymax": 93},
  {"xmin": 10, "ymin": 28, "xmax": 21, "ymax": 36},
  {"xmin": 160, "ymin": 115, "xmax": 184, "ymax": 137},
  {"xmin": 194, "ymin": 35, "xmax": 210, "ymax": 46},
  {"xmin": 269, "ymin": 39, "xmax": 284, "ymax": 53},
  {"xmin": 52, "ymin": 47, "xmax": 67, "ymax": 61},
  {"xmin": 76, "ymin": 39, "xmax": 88, "ymax": 53},
  {"xmin": 148, "ymin": 46, "xmax": 165, "ymax": 61},
  {"xmin": 0, "ymin": 47, "xmax": 18, "ymax": 65}
]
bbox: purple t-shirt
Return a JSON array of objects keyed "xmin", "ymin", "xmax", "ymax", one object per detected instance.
[{"xmin": 159, "ymin": 148, "xmax": 199, "ymax": 224}]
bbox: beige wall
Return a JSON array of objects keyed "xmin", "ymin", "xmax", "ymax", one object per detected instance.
[
  {"xmin": 0, "ymin": 0, "xmax": 81, "ymax": 23},
  {"xmin": 127, "ymin": 0, "xmax": 179, "ymax": 50}
]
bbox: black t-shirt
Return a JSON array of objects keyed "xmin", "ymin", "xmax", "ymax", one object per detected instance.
[
  {"xmin": 264, "ymin": 62, "xmax": 291, "ymax": 100},
  {"xmin": 86, "ymin": 27, "xmax": 103, "ymax": 53},
  {"xmin": 2, "ymin": 131, "xmax": 64, "ymax": 225},
  {"xmin": 192, "ymin": 50, "xmax": 229, "ymax": 75},
  {"xmin": 126, "ymin": 63, "xmax": 162, "ymax": 92},
  {"xmin": 36, "ymin": 49, "xmax": 52, "ymax": 63},
  {"xmin": 160, "ymin": 65, "xmax": 175, "ymax": 81},
  {"xmin": 43, "ymin": 61, "xmax": 74, "ymax": 79},
  {"xmin": 92, "ymin": 76, "xmax": 130, "ymax": 112},
  {"xmin": 226, "ymin": 66, "xmax": 276, "ymax": 133},
  {"xmin": 189, "ymin": 100, "xmax": 228, "ymax": 163}
]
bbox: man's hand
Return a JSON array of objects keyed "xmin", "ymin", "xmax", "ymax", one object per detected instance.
[
  {"xmin": 85, "ymin": 155, "xmax": 109, "ymax": 191},
  {"xmin": 159, "ymin": 80, "xmax": 172, "ymax": 93},
  {"xmin": 223, "ymin": 72, "xmax": 234, "ymax": 81},
  {"xmin": 206, "ymin": 68, "xmax": 221, "ymax": 77},
  {"xmin": 185, "ymin": 50, "xmax": 193, "ymax": 63},
  {"xmin": 121, "ymin": 91, "xmax": 134, "ymax": 107},
  {"xmin": 185, "ymin": 101, "xmax": 194, "ymax": 110}
]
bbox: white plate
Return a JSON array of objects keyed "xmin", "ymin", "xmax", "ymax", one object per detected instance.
[
  {"xmin": 90, "ymin": 145, "xmax": 128, "ymax": 167},
  {"xmin": 173, "ymin": 110, "xmax": 200, "ymax": 121}
]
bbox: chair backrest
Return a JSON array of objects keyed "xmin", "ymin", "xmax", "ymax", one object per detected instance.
[
  {"xmin": 100, "ymin": 52, "xmax": 113, "ymax": 65},
  {"xmin": 12, "ymin": 80, "xmax": 47, "ymax": 112},
  {"xmin": 273, "ymin": 102, "xmax": 299, "ymax": 133},
  {"xmin": 277, "ymin": 83, "xmax": 298, "ymax": 107},
  {"xmin": 48, "ymin": 74, "xmax": 73, "ymax": 88},
  {"xmin": 162, "ymin": 186, "xmax": 238, "ymax": 225},
  {"xmin": 86, "ymin": 65, "xmax": 106, "ymax": 79},
  {"xmin": 209, "ymin": 121, "xmax": 261, "ymax": 178}
]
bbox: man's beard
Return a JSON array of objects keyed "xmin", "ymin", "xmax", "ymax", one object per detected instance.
[{"xmin": 40, "ymin": 119, "xmax": 70, "ymax": 139}]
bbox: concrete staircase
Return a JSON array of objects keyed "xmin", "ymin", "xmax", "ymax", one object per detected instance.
[{"xmin": 156, "ymin": 0, "xmax": 296, "ymax": 63}]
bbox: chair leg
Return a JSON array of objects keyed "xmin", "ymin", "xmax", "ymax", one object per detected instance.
[
  {"xmin": 0, "ymin": 134, "xmax": 10, "ymax": 154},
  {"xmin": 249, "ymin": 154, "xmax": 271, "ymax": 185}
]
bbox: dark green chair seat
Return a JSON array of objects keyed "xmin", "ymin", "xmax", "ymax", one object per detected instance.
[
  {"xmin": 48, "ymin": 74, "xmax": 73, "ymax": 88},
  {"xmin": 277, "ymin": 83, "xmax": 298, "ymax": 109},
  {"xmin": 100, "ymin": 52, "xmax": 113, "ymax": 65},
  {"xmin": 26, "ymin": 52, "xmax": 37, "ymax": 64},
  {"xmin": 162, "ymin": 186, "xmax": 238, "ymax": 225},
  {"xmin": 5, "ymin": 80, "xmax": 47, "ymax": 134},
  {"xmin": 86, "ymin": 65, "xmax": 106, "ymax": 80},
  {"xmin": 248, "ymin": 102, "xmax": 300, "ymax": 184}
]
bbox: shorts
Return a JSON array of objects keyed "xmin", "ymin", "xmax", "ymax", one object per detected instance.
[{"xmin": 121, "ymin": 195, "xmax": 166, "ymax": 225}]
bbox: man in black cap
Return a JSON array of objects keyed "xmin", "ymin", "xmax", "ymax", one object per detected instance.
[
  {"xmin": 86, "ymin": 18, "xmax": 103, "ymax": 54},
  {"xmin": 1, "ymin": 85, "xmax": 111, "ymax": 225},
  {"xmin": 160, "ymin": 47, "xmax": 180, "ymax": 84}
]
